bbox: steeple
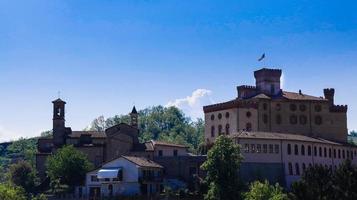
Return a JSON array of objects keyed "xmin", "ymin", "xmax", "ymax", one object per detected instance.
[
  {"xmin": 130, "ymin": 106, "xmax": 138, "ymax": 128},
  {"xmin": 52, "ymin": 98, "xmax": 66, "ymax": 147}
]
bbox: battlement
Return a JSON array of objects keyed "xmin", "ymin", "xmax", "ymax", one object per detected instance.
[
  {"xmin": 237, "ymin": 85, "xmax": 257, "ymax": 90},
  {"xmin": 254, "ymin": 68, "xmax": 282, "ymax": 78},
  {"xmin": 330, "ymin": 105, "xmax": 348, "ymax": 113},
  {"xmin": 237, "ymin": 85, "xmax": 257, "ymax": 99}
]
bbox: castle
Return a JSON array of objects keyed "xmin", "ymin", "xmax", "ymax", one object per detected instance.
[{"xmin": 203, "ymin": 68, "xmax": 355, "ymax": 187}]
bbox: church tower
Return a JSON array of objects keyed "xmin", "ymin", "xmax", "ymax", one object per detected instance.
[
  {"xmin": 130, "ymin": 106, "xmax": 138, "ymax": 128},
  {"xmin": 52, "ymin": 98, "xmax": 66, "ymax": 147}
]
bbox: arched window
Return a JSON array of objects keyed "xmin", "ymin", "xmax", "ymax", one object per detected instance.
[
  {"xmin": 211, "ymin": 126, "xmax": 215, "ymax": 137},
  {"xmin": 263, "ymin": 114, "xmax": 268, "ymax": 124},
  {"xmin": 315, "ymin": 116, "xmax": 322, "ymax": 125},
  {"xmin": 246, "ymin": 123, "xmax": 252, "ymax": 131},
  {"xmin": 315, "ymin": 105, "xmax": 322, "ymax": 112},
  {"xmin": 324, "ymin": 147, "xmax": 327, "ymax": 157},
  {"xmin": 319, "ymin": 147, "xmax": 322, "ymax": 157},
  {"xmin": 210, "ymin": 114, "xmax": 215, "ymax": 120},
  {"xmin": 342, "ymin": 150, "xmax": 345, "ymax": 159},
  {"xmin": 299, "ymin": 104, "xmax": 307, "ymax": 111},
  {"xmin": 290, "ymin": 115, "xmax": 298, "ymax": 125},
  {"xmin": 329, "ymin": 148, "xmax": 332, "ymax": 158},
  {"xmin": 225, "ymin": 124, "xmax": 230, "ymax": 135},
  {"xmin": 288, "ymin": 163, "xmax": 293, "ymax": 175},
  {"xmin": 276, "ymin": 114, "xmax": 282, "ymax": 124},
  {"xmin": 294, "ymin": 144, "xmax": 299, "ymax": 155},
  {"xmin": 302, "ymin": 163, "xmax": 306, "ymax": 172},
  {"xmin": 299, "ymin": 115, "xmax": 307, "ymax": 125},
  {"xmin": 338, "ymin": 149, "xmax": 341, "ymax": 159},
  {"xmin": 295, "ymin": 163, "xmax": 300, "ymax": 175},
  {"xmin": 301, "ymin": 145, "xmax": 305, "ymax": 156},
  {"xmin": 246, "ymin": 111, "xmax": 252, "ymax": 118},
  {"xmin": 287, "ymin": 144, "xmax": 291, "ymax": 155},
  {"xmin": 276, "ymin": 103, "xmax": 281, "ymax": 111},
  {"xmin": 218, "ymin": 113, "xmax": 222, "ymax": 119},
  {"xmin": 225, "ymin": 112, "xmax": 230, "ymax": 118},
  {"xmin": 308, "ymin": 145, "xmax": 312, "ymax": 156},
  {"xmin": 314, "ymin": 146, "xmax": 317, "ymax": 156},
  {"xmin": 218, "ymin": 125, "xmax": 222, "ymax": 135},
  {"xmin": 290, "ymin": 104, "xmax": 297, "ymax": 111},
  {"xmin": 263, "ymin": 103, "xmax": 268, "ymax": 110}
]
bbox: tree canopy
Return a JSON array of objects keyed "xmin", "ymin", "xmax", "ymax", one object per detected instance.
[
  {"xmin": 0, "ymin": 184, "xmax": 26, "ymax": 200},
  {"xmin": 201, "ymin": 135, "xmax": 243, "ymax": 200},
  {"xmin": 244, "ymin": 180, "xmax": 288, "ymax": 200},
  {"xmin": 9, "ymin": 160, "xmax": 37, "ymax": 194}
]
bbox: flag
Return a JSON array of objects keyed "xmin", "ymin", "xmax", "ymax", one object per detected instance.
[{"xmin": 258, "ymin": 53, "xmax": 265, "ymax": 61}]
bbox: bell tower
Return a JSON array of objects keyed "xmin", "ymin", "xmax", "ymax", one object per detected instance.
[
  {"xmin": 130, "ymin": 106, "xmax": 138, "ymax": 128},
  {"xmin": 52, "ymin": 98, "xmax": 66, "ymax": 147}
]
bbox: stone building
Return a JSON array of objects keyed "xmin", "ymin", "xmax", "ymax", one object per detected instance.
[
  {"xmin": 203, "ymin": 67, "xmax": 355, "ymax": 187},
  {"xmin": 36, "ymin": 99, "xmax": 205, "ymax": 187}
]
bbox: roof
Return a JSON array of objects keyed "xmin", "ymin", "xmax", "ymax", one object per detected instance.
[
  {"xmin": 230, "ymin": 131, "xmax": 341, "ymax": 145},
  {"xmin": 151, "ymin": 140, "xmax": 188, "ymax": 148},
  {"xmin": 282, "ymin": 91, "xmax": 326, "ymax": 101},
  {"xmin": 131, "ymin": 106, "xmax": 138, "ymax": 114},
  {"xmin": 52, "ymin": 98, "xmax": 66, "ymax": 104},
  {"xmin": 68, "ymin": 131, "xmax": 106, "ymax": 138},
  {"xmin": 122, "ymin": 156, "xmax": 163, "ymax": 168}
]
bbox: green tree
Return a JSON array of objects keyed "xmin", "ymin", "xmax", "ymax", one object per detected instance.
[
  {"xmin": 332, "ymin": 159, "xmax": 357, "ymax": 199},
  {"xmin": 0, "ymin": 183, "xmax": 26, "ymax": 200},
  {"xmin": 7, "ymin": 138, "xmax": 37, "ymax": 167},
  {"xmin": 290, "ymin": 165, "xmax": 333, "ymax": 200},
  {"xmin": 46, "ymin": 145, "xmax": 93, "ymax": 191},
  {"xmin": 244, "ymin": 180, "xmax": 288, "ymax": 200},
  {"xmin": 201, "ymin": 135, "xmax": 243, "ymax": 200},
  {"xmin": 9, "ymin": 160, "xmax": 37, "ymax": 194}
]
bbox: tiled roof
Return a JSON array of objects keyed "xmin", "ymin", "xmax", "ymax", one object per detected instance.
[
  {"xmin": 151, "ymin": 140, "xmax": 188, "ymax": 148},
  {"xmin": 68, "ymin": 131, "xmax": 106, "ymax": 138},
  {"xmin": 230, "ymin": 131, "xmax": 341, "ymax": 145},
  {"xmin": 123, "ymin": 156, "xmax": 163, "ymax": 168},
  {"xmin": 282, "ymin": 91, "xmax": 326, "ymax": 101}
]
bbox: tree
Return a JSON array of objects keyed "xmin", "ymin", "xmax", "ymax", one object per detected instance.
[
  {"xmin": 244, "ymin": 180, "xmax": 288, "ymax": 200},
  {"xmin": 332, "ymin": 159, "xmax": 357, "ymax": 199},
  {"xmin": 201, "ymin": 135, "xmax": 243, "ymax": 200},
  {"xmin": 9, "ymin": 160, "xmax": 37, "ymax": 194},
  {"xmin": 46, "ymin": 145, "xmax": 93, "ymax": 191},
  {"xmin": 0, "ymin": 183, "xmax": 26, "ymax": 200},
  {"xmin": 7, "ymin": 138, "xmax": 37, "ymax": 167},
  {"xmin": 290, "ymin": 165, "xmax": 333, "ymax": 200}
]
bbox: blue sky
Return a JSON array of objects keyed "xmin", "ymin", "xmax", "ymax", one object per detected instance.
[{"xmin": 0, "ymin": 0, "xmax": 357, "ymax": 141}]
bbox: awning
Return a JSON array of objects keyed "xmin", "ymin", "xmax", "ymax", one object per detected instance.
[{"xmin": 97, "ymin": 168, "xmax": 122, "ymax": 179}]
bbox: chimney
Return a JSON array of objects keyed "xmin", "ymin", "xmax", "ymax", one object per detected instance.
[{"xmin": 324, "ymin": 88, "xmax": 335, "ymax": 106}]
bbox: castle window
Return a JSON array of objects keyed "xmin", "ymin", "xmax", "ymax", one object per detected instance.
[
  {"xmin": 263, "ymin": 114, "xmax": 268, "ymax": 124},
  {"xmin": 347, "ymin": 151, "xmax": 350, "ymax": 159},
  {"xmin": 295, "ymin": 163, "xmax": 300, "ymax": 175},
  {"xmin": 263, "ymin": 144, "xmax": 268, "ymax": 153},
  {"xmin": 218, "ymin": 113, "xmax": 222, "ymax": 119},
  {"xmin": 270, "ymin": 84, "xmax": 275, "ymax": 94},
  {"xmin": 218, "ymin": 125, "xmax": 223, "ymax": 135},
  {"xmin": 276, "ymin": 114, "xmax": 282, "ymax": 124},
  {"xmin": 314, "ymin": 146, "xmax": 317, "ymax": 156},
  {"xmin": 299, "ymin": 115, "xmax": 307, "ymax": 125},
  {"xmin": 269, "ymin": 144, "xmax": 274, "ymax": 153},
  {"xmin": 301, "ymin": 145, "xmax": 305, "ymax": 156},
  {"xmin": 246, "ymin": 111, "xmax": 252, "ymax": 118},
  {"xmin": 211, "ymin": 126, "xmax": 215, "ymax": 137},
  {"xmin": 225, "ymin": 112, "xmax": 230, "ymax": 118},
  {"xmin": 334, "ymin": 149, "xmax": 336, "ymax": 158},
  {"xmin": 299, "ymin": 104, "xmax": 307, "ymax": 112},
  {"xmin": 287, "ymin": 144, "xmax": 291, "ymax": 155},
  {"xmin": 342, "ymin": 150, "xmax": 345, "ymax": 159},
  {"xmin": 315, "ymin": 116, "xmax": 322, "ymax": 125},
  {"xmin": 158, "ymin": 150, "xmax": 163, "ymax": 157},
  {"xmin": 351, "ymin": 151, "xmax": 354, "ymax": 160},
  {"xmin": 244, "ymin": 144, "xmax": 249, "ymax": 153},
  {"xmin": 294, "ymin": 144, "xmax": 299, "ymax": 155},
  {"xmin": 308, "ymin": 146, "xmax": 311, "ymax": 156},
  {"xmin": 315, "ymin": 105, "xmax": 322, "ymax": 112},
  {"xmin": 210, "ymin": 114, "xmax": 215, "ymax": 120},
  {"xmin": 329, "ymin": 148, "xmax": 332, "ymax": 158},
  {"xmin": 290, "ymin": 115, "xmax": 298, "ymax": 125},
  {"xmin": 225, "ymin": 124, "xmax": 230, "ymax": 135},
  {"xmin": 290, "ymin": 104, "xmax": 297, "ymax": 111},
  {"xmin": 173, "ymin": 150, "xmax": 178, "ymax": 157},
  {"xmin": 246, "ymin": 123, "xmax": 252, "ymax": 131},
  {"xmin": 275, "ymin": 144, "xmax": 279, "ymax": 154},
  {"xmin": 288, "ymin": 163, "xmax": 293, "ymax": 175},
  {"xmin": 251, "ymin": 144, "xmax": 256, "ymax": 153},
  {"xmin": 91, "ymin": 175, "xmax": 99, "ymax": 182},
  {"xmin": 257, "ymin": 144, "xmax": 262, "ymax": 153},
  {"xmin": 276, "ymin": 103, "xmax": 281, "ymax": 111},
  {"xmin": 324, "ymin": 148, "xmax": 327, "ymax": 157},
  {"xmin": 338, "ymin": 149, "xmax": 341, "ymax": 159},
  {"xmin": 319, "ymin": 147, "xmax": 322, "ymax": 157},
  {"xmin": 263, "ymin": 103, "xmax": 268, "ymax": 110}
]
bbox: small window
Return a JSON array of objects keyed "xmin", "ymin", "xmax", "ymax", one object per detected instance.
[
  {"xmin": 299, "ymin": 104, "xmax": 307, "ymax": 111},
  {"xmin": 338, "ymin": 149, "xmax": 341, "ymax": 159},
  {"xmin": 210, "ymin": 114, "xmax": 215, "ymax": 120},
  {"xmin": 295, "ymin": 163, "xmax": 300, "ymax": 175},
  {"xmin": 342, "ymin": 150, "xmax": 345, "ymax": 159},
  {"xmin": 275, "ymin": 144, "xmax": 279, "ymax": 154},
  {"xmin": 91, "ymin": 175, "xmax": 99, "ymax": 182},
  {"xmin": 290, "ymin": 115, "xmax": 298, "ymax": 125},
  {"xmin": 315, "ymin": 116, "xmax": 322, "ymax": 125},
  {"xmin": 324, "ymin": 148, "xmax": 327, "ymax": 157},
  {"xmin": 276, "ymin": 114, "xmax": 282, "ymax": 124},
  {"xmin": 294, "ymin": 144, "xmax": 299, "ymax": 155},
  {"xmin": 225, "ymin": 124, "xmax": 230, "ymax": 135},
  {"xmin": 299, "ymin": 115, "xmax": 307, "ymax": 125},
  {"xmin": 263, "ymin": 144, "xmax": 268, "ymax": 153},
  {"xmin": 334, "ymin": 149, "xmax": 336, "ymax": 158},
  {"xmin": 257, "ymin": 144, "xmax": 262, "ymax": 153},
  {"xmin": 315, "ymin": 105, "xmax": 322, "ymax": 112},
  {"xmin": 269, "ymin": 144, "xmax": 274, "ymax": 153},
  {"xmin": 290, "ymin": 104, "xmax": 297, "ymax": 111},
  {"xmin": 225, "ymin": 112, "xmax": 230, "ymax": 118},
  {"xmin": 244, "ymin": 144, "xmax": 249, "ymax": 153},
  {"xmin": 263, "ymin": 103, "xmax": 268, "ymax": 110},
  {"xmin": 246, "ymin": 111, "xmax": 252, "ymax": 118},
  {"xmin": 301, "ymin": 145, "xmax": 305, "ymax": 156},
  {"xmin": 302, "ymin": 163, "xmax": 306, "ymax": 172},
  {"xmin": 211, "ymin": 126, "xmax": 215, "ymax": 137},
  {"xmin": 308, "ymin": 146, "xmax": 312, "ymax": 156},
  {"xmin": 218, "ymin": 125, "xmax": 223, "ymax": 135},
  {"xmin": 270, "ymin": 84, "xmax": 275, "ymax": 94},
  {"xmin": 314, "ymin": 146, "xmax": 317, "ymax": 156},
  {"xmin": 329, "ymin": 148, "xmax": 332, "ymax": 158},
  {"xmin": 158, "ymin": 150, "xmax": 163, "ymax": 157},
  {"xmin": 276, "ymin": 103, "xmax": 281, "ymax": 111},
  {"xmin": 246, "ymin": 123, "xmax": 252, "ymax": 131},
  {"xmin": 263, "ymin": 114, "xmax": 268, "ymax": 124},
  {"xmin": 218, "ymin": 113, "xmax": 222, "ymax": 119},
  {"xmin": 319, "ymin": 147, "xmax": 322, "ymax": 157},
  {"xmin": 173, "ymin": 150, "xmax": 178, "ymax": 157},
  {"xmin": 288, "ymin": 163, "xmax": 293, "ymax": 175},
  {"xmin": 347, "ymin": 151, "xmax": 350, "ymax": 159},
  {"xmin": 251, "ymin": 144, "xmax": 256, "ymax": 153},
  {"xmin": 287, "ymin": 144, "xmax": 291, "ymax": 155}
]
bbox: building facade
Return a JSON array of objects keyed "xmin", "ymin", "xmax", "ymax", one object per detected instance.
[{"xmin": 203, "ymin": 68, "xmax": 356, "ymax": 187}]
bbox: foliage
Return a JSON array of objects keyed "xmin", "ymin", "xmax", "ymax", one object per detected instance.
[
  {"xmin": 46, "ymin": 145, "xmax": 93, "ymax": 191},
  {"xmin": 31, "ymin": 193, "xmax": 48, "ymax": 200},
  {"xmin": 244, "ymin": 180, "xmax": 288, "ymax": 200},
  {"xmin": 201, "ymin": 135, "xmax": 243, "ymax": 200},
  {"xmin": 7, "ymin": 138, "xmax": 38, "ymax": 167},
  {"xmin": 0, "ymin": 183, "xmax": 27, "ymax": 200},
  {"xmin": 350, "ymin": 131, "xmax": 357, "ymax": 137},
  {"xmin": 87, "ymin": 106, "xmax": 205, "ymax": 153},
  {"xmin": 9, "ymin": 160, "xmax": 37, "ymax": 193},
  {"xmin": 331, "ymin": 159, "xmax": 357, "ymax": 199}
]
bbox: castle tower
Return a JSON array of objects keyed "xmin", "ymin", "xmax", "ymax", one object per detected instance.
[
  {"xmin": 254, "ymin": 68, "xmax": 282, "ymax": 96},
  {"xmin": 130, "ymin": 106, "xmax": 138, "ymax": 128},
  {"xmin": 324, "ymin": 88, "xmax": 335, "ymax": 107},
  {"xmin": 52, "ymin": 98, "xmax": 66, "ymax": 147}
]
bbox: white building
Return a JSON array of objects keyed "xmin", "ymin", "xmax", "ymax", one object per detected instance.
[{"xmin": 78, "ymin": 156, "xmax": 163, "ymax": 198}]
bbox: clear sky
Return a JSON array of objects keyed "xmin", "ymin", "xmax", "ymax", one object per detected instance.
[{"xmin": 0, "ymin": 0, "xmax": 357, "ymax": 142}]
